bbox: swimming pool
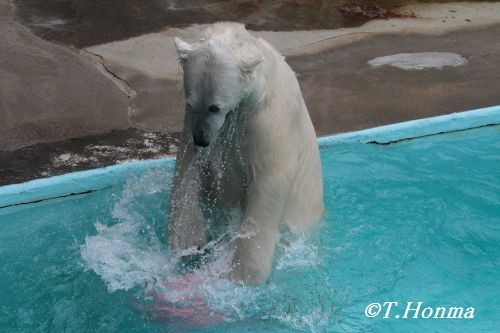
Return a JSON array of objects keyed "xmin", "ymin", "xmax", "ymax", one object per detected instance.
[{"xmin": 0, "ymin": 108, "xmax": 499, "ymax": 332}]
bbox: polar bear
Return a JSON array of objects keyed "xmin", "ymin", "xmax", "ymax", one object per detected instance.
[{"xmin": 167, "ymin": 23, "xmax": 324, "ymax": 285}]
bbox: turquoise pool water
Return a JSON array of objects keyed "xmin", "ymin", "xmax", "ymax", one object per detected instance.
[{"xmin": 0, "ymin": 125, "xmax": 499, "ymax": 332}]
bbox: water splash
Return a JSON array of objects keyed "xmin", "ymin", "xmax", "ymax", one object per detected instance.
[
  {"xmin": 81, "ymin": 169, "xmax": 173, "ymax": 292},
  {"xmin": 79, "ymin": 164, "xmax": 324, "ymax": 330},
  {"xmin": 80, "ymin": 221, "xmax": 172, "ymax": 292},
  {"xmin": 276, "ymin": 233, "xmax": 319, "ymax": 270},
  {"xmin": 167, "ymin": 107, "xmax": 247, "ymax": 249}
]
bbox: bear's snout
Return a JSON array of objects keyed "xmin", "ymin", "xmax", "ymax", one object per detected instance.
[
  {"xmin": 193, "ymin": 135, "xmax": 209, "ymax": 147},
  {"xmin": 193, "ymin": 118, "xmax": 212, "ymax": 147},
  {"xmin": 193, "ymin": 131, "xmax": 210, "ymax": 147}
]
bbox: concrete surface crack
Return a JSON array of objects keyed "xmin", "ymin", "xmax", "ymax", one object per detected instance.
[
  {"xmin": 304, "ymin": 31, "xmax": 368, "ymax": 47},
  {"xmin": 81, "ymin": 49, "xmax": 137, "ymax": 118}
]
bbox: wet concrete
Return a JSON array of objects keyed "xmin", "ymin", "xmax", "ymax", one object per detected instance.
[
  {"xmin": 3, "ymin": 23, "xmax": 499, "ymax": 186},
  {"xmin": 14, "ymin": 0, "xmax": 494, "ymax": 48},
  {"xmin": 288, "ymin": 24, "xmax": 500, "ymax": 135},
  {"xmin": 78, "ymin": 1, "xmax": 500, "ymax": 142},
  {"xmin": 84, "ymin": 21, "xmax": 500, "ymax": 138},
  {"xmin": 0, "ymin": 129, "xmax": 180, "ymax": 186},
  {"xmin": 11, "ymin": 0, "xmax": 375, "ymax": 48}
]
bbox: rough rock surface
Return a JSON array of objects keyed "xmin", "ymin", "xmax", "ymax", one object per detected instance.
[{"xmin": 0, "ymin": 0, "xmax": 130, "ymax": 150}]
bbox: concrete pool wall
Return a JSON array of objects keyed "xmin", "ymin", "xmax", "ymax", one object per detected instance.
[{"xmin": 0, "ymin": 105, "xmax": 499, "ymax": 209}]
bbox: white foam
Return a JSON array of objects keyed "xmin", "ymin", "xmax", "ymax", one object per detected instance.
[
  {"xmin": 276, "ymin": 233, "xmax": 319, "ymax": 270},
  {"xmin": 368, "ymin": 52, "xmax": 467, "ymax": 70}
]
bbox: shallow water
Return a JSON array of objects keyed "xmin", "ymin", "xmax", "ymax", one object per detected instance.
[
  {"xmin": 0, "ymin": 125, "xmax": 499, "ymax": 332},
  {"xmin": 367, "ymin": 52, "xmax": 468, "ymax": 70}
]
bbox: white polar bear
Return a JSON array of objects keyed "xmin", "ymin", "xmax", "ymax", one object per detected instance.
[{"xmin": 167, "ymin": 23, "xmax": 324, "ymax": 285}]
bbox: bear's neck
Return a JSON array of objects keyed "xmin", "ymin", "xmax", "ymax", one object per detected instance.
[
  {"xmin": 246, "ymin": 45, "xmax": 300, "ymax": 115},
  {"xmin": 240, "ymin": 40, "xmax": 306, "ymax": 149},
  {"xmin": 244, "ymin": 42, "xmax": 305, "ymax": 126}
]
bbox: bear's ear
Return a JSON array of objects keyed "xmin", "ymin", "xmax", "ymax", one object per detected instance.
[
  {"xmin": 174, "ymin": 37, "xmax": 194, "ymax": 63},
  {"xmin": 232, "ymin": 42, "xmax": 264, "ymax": 74},
  {"xmin": 240, "ymin": 55, "xmax": 264, "ymax": 74}
]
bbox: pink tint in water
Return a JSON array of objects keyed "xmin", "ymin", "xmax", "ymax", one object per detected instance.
[{"xmin": 146, "ymin": 274, "xmax": 224, "ymax": 328}]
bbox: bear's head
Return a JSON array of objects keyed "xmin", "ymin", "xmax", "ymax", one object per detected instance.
[{"xmin": 175, "ymin": 24, "xmax": 264, "ymax": 147}]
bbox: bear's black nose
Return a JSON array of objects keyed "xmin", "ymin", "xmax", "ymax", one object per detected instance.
[
  {"xmin": 208, "ymin": 105, "xmax": 220, "ymax": 113},
  {"xmin": 193, "ymin": 133, "xmax": 209, "ymax": 147}
]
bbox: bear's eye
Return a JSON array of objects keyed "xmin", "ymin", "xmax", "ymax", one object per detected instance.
[{"xmin": 208, "ymin": 105, "xmax": 221, "ymax": 113}]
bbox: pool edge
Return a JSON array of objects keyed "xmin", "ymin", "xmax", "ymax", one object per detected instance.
[
  {"xmin": 317, "ymin": 105, "xmax": 500, "ymax": 146},
  {"xmin": 1, "ymin": 105, "xmax": 499, "ymax": 208},
  {"xmin": 0, "ymin": 159, "xmax": 176, "ymax": 209}
]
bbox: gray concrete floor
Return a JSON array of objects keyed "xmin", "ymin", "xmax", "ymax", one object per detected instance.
[
  {"xmin": 1, "ymin": 0, "xmax": 500, "ymax": 185},
  {"xmin": 288, "ymin": 25, "xmax": 500, "ymax": 135}
]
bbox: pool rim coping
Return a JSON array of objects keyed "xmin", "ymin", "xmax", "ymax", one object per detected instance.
[{"xmin": 1, "ymin": 105, "xmax": 499, "ymax": 209}]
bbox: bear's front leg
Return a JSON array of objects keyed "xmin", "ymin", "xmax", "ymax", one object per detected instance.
[
  {"xmin": 229, "ymin": 178, "xmax": 291, "ymax": 285},
  {"xmin": 230, "ymin": 217, "xmax": 279, "ymax": 285}
]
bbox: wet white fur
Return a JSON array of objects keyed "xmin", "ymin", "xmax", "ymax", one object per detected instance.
[{"xmin": 169, "ymin": 23, "xmax": 324, "ymax": 285}]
